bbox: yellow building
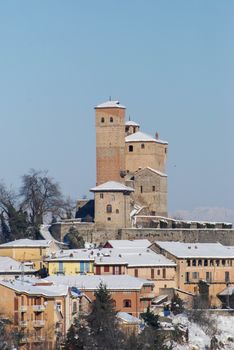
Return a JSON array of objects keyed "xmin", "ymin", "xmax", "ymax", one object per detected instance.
[
  {"xmin": 45, "ymin": 249, "xmax": 94, "ymax": 276},
  {"xmin": 150, "ymin": 241, "xmax": 234, "ymax": 306},
  {"xmin": 0, "ymin": 239, "xmax": 59, "ymax": 270}
]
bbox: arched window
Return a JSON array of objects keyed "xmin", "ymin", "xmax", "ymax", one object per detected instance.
[
  {"xmin": 123, "ymin": 299, "xmax": 131, "ymax": 308},
  {"xmin": 129, "ymin": 145, "xmax": 133, "ymax": 152},
  {"xmin": 101, "ymin": 117, "xmax": 105, "ymax": 123},
  {"xmin": 110, "ymin": 117, "xmax": 113, "ymax": 122},
  {"xmin": 106, "ymin": 204, "xmax": 112, "ymax": 213}
]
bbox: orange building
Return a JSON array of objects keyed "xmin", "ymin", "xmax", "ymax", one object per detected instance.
[
  {"xmin": 150, "ymin": 241, "xmax": 234, "ymax": 306},
  {"xmin": 46, "ymin": 274, "xmax": 155, "ymax": 317}
]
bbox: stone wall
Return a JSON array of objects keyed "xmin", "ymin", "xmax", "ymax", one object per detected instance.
[{"xmin": 119, "ymin": 228, "xmax": 234, "ymax": 246}]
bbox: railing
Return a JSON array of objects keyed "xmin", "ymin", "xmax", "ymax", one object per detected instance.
[
  {"xmin": 19, "ymin": 337, "xmax": 28, "ymax": 343},
  {"xmin": 33, "ymin": 305, "xmax": 45, "ymax": 312},
  {"xmin": 33, "ymin": 336, "xmax": 45, "ymax": 342},
  {"xmin": 19, "ymin": 320, "xmax": 28, "ymax": 327},
  {"xmin": 32, "ymin": 320, "xmax": 45, "ymax": 327}
]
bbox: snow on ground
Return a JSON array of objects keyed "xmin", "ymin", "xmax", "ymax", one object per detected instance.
[{"xmin": 169, "ymin": 313, "xmax": 234, "ymax": 350}]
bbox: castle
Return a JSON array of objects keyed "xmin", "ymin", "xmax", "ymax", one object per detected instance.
[{"xmin": 91, "ymin": 100, "xmax": 168, "ymax": 229}]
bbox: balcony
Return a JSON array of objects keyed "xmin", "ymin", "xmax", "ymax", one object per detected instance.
[
  {"xmin": 20, "ymin": 305, "xmax": 27, "ymax": 312},
  {"xmin": 33, "ymin": 305, "xmax": 45, "ymax": 312},
  {"xmin": 19, "ymin": 337, "xmax": 28, "ymax": 344},
  {"xmin": 33, "ymin": 336, "xmax": 45, "ymax": 343},
  {"xmin": 19, "ymin": 320, "xmax": 28, "ymax": 327},
  {"xmin": 32, "ymin": 320, "xmax": 45, "ymax": 328}
]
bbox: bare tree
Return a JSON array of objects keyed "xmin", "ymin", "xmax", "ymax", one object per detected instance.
[{"xmin": 20, "ymin": 169, "xmax": 64, "ymax": 237}]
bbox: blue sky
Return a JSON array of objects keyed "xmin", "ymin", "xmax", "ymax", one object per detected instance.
[{"xmin": 0, "ymin": 1, "xmax": 233, "ymax": 213}]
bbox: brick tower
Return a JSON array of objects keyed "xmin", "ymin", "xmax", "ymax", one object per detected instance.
[{"xmin": 95, "ymin": 100, "xmax": 126, "ymax": 185}]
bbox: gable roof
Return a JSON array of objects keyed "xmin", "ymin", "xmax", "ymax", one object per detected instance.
[
  {"xmin": 134, "ymin": 167, "xmax": 167, "ymax": 177},
  {"xmin": 153, "ymin": 241, "xmax": 234, "ymax": 258},
  {"xmin": 125, "ymin": 120, "xmax": 140, "ymax": 127},
  {"xmin": 0, "ymin": 239, "xmax": 52, "ymax": 248},
  {"xmin": 90, "ymin": 181, "xmax": 134, "ymax": 193},
  {"xmin": 95, "ymin": 100, "xmax": 125, "ymax": 109},
  {"xmin": 125, "ymin": 131, "xmax": 168, "ymax": 145}
]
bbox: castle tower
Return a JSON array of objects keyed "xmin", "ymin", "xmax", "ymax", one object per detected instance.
[{"xmin": 95, "ymin": 100, "xmax": 126, "ymax": 185}]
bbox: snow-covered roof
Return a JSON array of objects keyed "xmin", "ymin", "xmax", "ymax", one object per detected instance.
[
  {"xmin": 125, "ymin": 120, "xmax": 140, "ymax": 127},
  {"xmin": 125, "ymin": 131, "xmax": 168, "ymax": 144},
  {"xmin": 117, "ymin": 312, "xmax": 141, "ymax": 324},
  {"xmin": 45, "ymin": 275, "xmax": 154, "ymax": 291},
  {"xmin": 90, "ymin": 181, "xmax": 134, "ymax": 193},
  {"xmin": 122, "ymin": 252, "xmax": 176, "ymax": 267},
  {"xmin": 0, "ymin": 257, "xmax": 35, "ymax": 273},
  {"xmin": 134, "ymin": 167, "xmax": 167, "ymax": 177},
  {"xmin": 0, "ymin": 279, "xmax": 68, "ymax": 297},
  {"xmin": 153, "ymin": 241, "xmax": 234, "ymax": 258},
  {"xmin": 95, "ymin": 100, "xmax": 125, "ymax": 109},
  {"xmin": 0, "ymin": 239, "xmax": 52, "ymax": 248},
  {"xmin": 105, "ymin": 239, "xmax": 151, "ymax": 249},
  {"xmin": 45, "ymin": 249, "xmax": 96, "ymax": 262}
]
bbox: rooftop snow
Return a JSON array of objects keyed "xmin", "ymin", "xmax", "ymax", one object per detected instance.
[
  {"xmin": 135, "ymin": 167, "xmax": 167, "ymax": 177},
  {"xmin": 105, "ymin": 239, "xmax": 151, "ymax": 249},
  {"xmin": 90, "ymin": 181, "xmax": 134, "ymax": 193},
  {"xmin": 45, "ymin": 275, "xmax": 154, "ymax": 290},
  {"xmin": 125, "ymin": 120, "xmax": 140, "ymax": 127},
  {"xmin": 125, "ymin": 131, "xmax": 168, "ymax": 144},
  {"xmin": 0, "ymin": 239, "xmax": 52, "ymax": 248},
  {"xmin": 95, "ymin": 100, "xmax": 126, "ymax": 109},
  {"xmin": 0, "ymin": 279, "xmax": 68, "ymax": 297},
  {"xmin": 0, "ymin": 257, "xmax": 35, "ymax": 273},
  {"xmin": 153, "ymin": 241, "xmax": 234, "ymax": 258}
]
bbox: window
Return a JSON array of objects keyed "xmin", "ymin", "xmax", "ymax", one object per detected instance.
[
  {"xmin": 151, "ymin": 269, "xmax": 154, "ymax": 279},
  {"xmin": 107, "ymin": 217, "xmax": 111, "ymax": 221},
  {"xmin": 129, "ymin": 145, "xmax": 133, "ymax": 152},
  {"xmin": 152, "ymin": 186, "xmax": 155, "ymax": 192},
  {"xmin": 192, "ymin": 259, "xmax": 196, "ymax": 267},
  {"xmin": 72, "ymin": 302, "xmax": 77, "ymax": 314},
  {"xmin": 162, "ymin": 268, "xmax": 166, "ymax": 278},
  {"xmin": 140, "ymin": 186, "xmax": 143, "ymax": 193},
  {"xmin": 100, "ymin": 193, "xmax": 104, "ymax": 199},
  {"xmin": 198, "ymin": 259, "xmax": 202, "ymax": 266},
  {"xmin": 106, "ymin": 204, "xmax": 112, "ymax": 213},
  {"xmin": 110, "ymin": 117, "xmax": 113, "ymax": 122},
  {"xmin": 216, "ymin": 260, "xmax": 220, "ymax": 267},
  {"xmin": 123, "ymin": 299, "xmax": 131, "ymax": 308},
  {"xmin": 210, "ymin": 260, "xmax": 214, "ymax": 266},
  {"xmin": 204, "ymin": 259, "xmax": 208, "ymax": 267},
  {"xmin": 101, "ymin": 117, "xmax": 105, "ymax": 123},
  {"xmin": 187, "ymin": 260, "xmax": 191, "ymax": 267},
  {"xmin": 225, "ymin": 271, "xmax": 230, "ymax": 283},
  {"xmin": 112, "ymin": 299, "xmax": 116, "ymax": 308},
  {"xmin": 192, "ymin": 272, "xmax": 199, "ymax": 280},
  {"xmin": 134, "ymin": 269, "xmax": 138, "ymax": 277},
  {"xmin": 116, "ymin": 209, "xmax": 119, "ymax": 214},
  {"xmin": 185, "ymin": 272, "xmax": 190, "ymax": 283},
  {"xmin": 222, "ymin": 259, "xmax": 226, "ymax": 266},
  {"xmin": 157, "ymin": 269, "xmax": 160, "ymax": 276},
  {"xmin": 104, "ymin": 266, "xmax": 109, "ymax": 273},
  {"xmin": 141, "ymin": 144, "xmax": 145, "ymax": 149},
  {"xmin": 206, "ymin": 272, "xmax": 212, "ymax": 282}
]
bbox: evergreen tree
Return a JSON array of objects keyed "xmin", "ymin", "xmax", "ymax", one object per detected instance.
[
  {"xmin": 170, "ymin": 293, "xmax": 184, "ymax": 315},
  {"xmin": 140, "ymin": 306, "xmax": 160, "ymax": 329},
  {"xmin": 65, "ymin": 227, "xmax": 85, "ymax": 249}
]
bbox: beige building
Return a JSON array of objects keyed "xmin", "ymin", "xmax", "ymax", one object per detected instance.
[
  {"xmin": 90, "ymin": 181, "xmax": 134, "ymax": 229},
  {"xmin": 150, "ymin": 241, "xmax": 234, "ymax": 306},
  {"xmin": 0, "ymin": 239, "xmax": 59, "ymax": 270},
  {"xmin": 92, "ymin": 100, "xmax": 169, "ymax": 229}
]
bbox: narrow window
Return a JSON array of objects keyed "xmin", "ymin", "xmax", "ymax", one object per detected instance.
[
  {"xmin": 152, "ymin": 186, "xmax": 155, "ymax": 192},
  {"xmin": 116, "ymin": 209, "xmax": 119, "ymax": 214},
  {"xmin": 104, "ymin": 266, "xmax": 110, "ymax": 273},
  {"xmin": 225, "ymin": 271, "xmax": 230, "ymax": 283},
  {"xmin": 100, "ymin": 193, "xmax": 104, "ymax": 199},
  {"xmin": 222, "ymin": 259, "xmax": 226, "ymax": 266},
  {"xmin": 151, "ymin": 269, "xmax": 154, "ymax": 279},
  {"xmin": 134, "ymin": 269, "xmax": 138, "ymax": 277},
  {"xmin": 110, "ymin": 117, "xmax": 113, "ymax": 123},
  {"xmin": 187, "ymin": 260, "xmax": 191, "ymax": 267},
  {"xmin": 101, "ymin": 117, "xmax": 105, "ymax": 123},
  {"xmin": 129, "ymin": 145, "xmax": 133, "ymax": 152},
  {"xmin": 162, "ymin": 268, "xmax": 166, "ymax": 278},
  {"xmin": 198, "ymin": 259, "xmax": 202, "ymax": 266},
  {"xmin": 216, "ymin": 259, "xmax": 220, "ymax": 267},
  {"xmin": 157, "ymin": 269, "xmax": 160, "ymax": 276},
  {"xmin": 140, "ymin": 186, "xmax": 143, "ymax": 193},
  {"xmin": 186, "ymin": 272, "xmax": 190, "ymax": 283},
  {"xmin": 192, "ymin": 259, "xmax": 196, "ymax": 267},
  {"xmin": 204, "ymin": 259, "xmax": 208, "ymax": 266},
  {"xmin": 106, "ymin": 204, "xmax": 112, "ymax": 213},
  {"xmin": 141, "ymin": 144, "xmax": 145, "ymax": 149}
]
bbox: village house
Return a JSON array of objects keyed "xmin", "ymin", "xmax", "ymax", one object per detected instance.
[
  {"xmin": 0, "ymin": 239, "xmax": 59, "ymax": 270},
  {"xmin": 0, "ymin": 278, "xmax": 89, "ymax": 350},
  {"xmin": 45, "ymin": 274, "xmax": 155, "ymax": 317},
  {"xmin": 0, "ymin": 256, "xmax": 35, "ymax": 280},
  {"xmin": 150, "ymin": 241, "xmax": 234, "ymax": 305}
]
